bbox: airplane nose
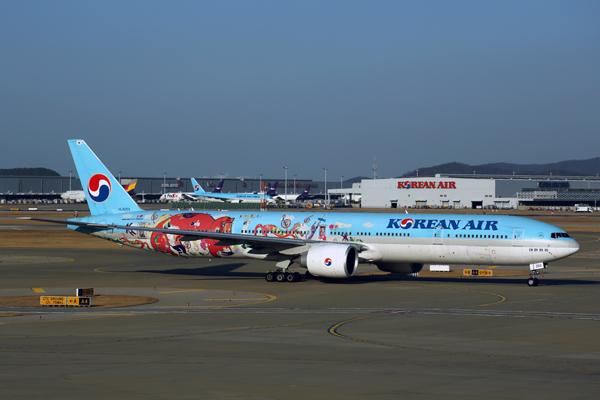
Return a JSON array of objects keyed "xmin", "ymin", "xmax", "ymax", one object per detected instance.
[{"xmin": 569, "ymin": 239, "xmax": 580, "ymax": 255}]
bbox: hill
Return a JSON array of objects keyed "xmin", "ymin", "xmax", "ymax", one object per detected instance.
[
  {"xmin": 0, "ymin": 168, "xmax": 61, "ymax": 177},
  {"xmin": 400, "ymin": 158, "xmax": 600, "ymax": 178}
]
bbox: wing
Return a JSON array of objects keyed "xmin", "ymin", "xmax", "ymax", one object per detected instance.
[{"xmin": 20, "ymin": 218, "xmax": 369, "ymax": 252}]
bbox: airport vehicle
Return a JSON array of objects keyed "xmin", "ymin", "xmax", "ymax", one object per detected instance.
[
  {"xmin": 31, "ymin": 140, "xmax": 579, "ymax": 286},
  {"xmin": 575, "ymin": 204, "xmax": 594, "ymax": 213},
  {"xmin": 186, "ymin": 177, "xmax": 275, "ymax": 204}
]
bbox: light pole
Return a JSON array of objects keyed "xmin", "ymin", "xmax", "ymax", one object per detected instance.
[
  {"xmin": 323, "ymin": 167, "xmax": 328, "ymax": 206},
  {"xmin": 341, "ymin": 175, "xmax": 344, "ymax": 205},
  {"xmin": 118, "ymin": 171, "xmax": 122, "ymax": 185},
  {"xmin": 284, "ymin": 166, "xmax": 288, "ymax": 207},
  {"xmin": 163, "ymin": 172, "xmax": 167, "ymax": 194},
  {"xmin": 69, "ymin": 170, "xmax": 72, "ymax": 191}
]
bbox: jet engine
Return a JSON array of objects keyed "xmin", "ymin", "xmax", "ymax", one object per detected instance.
[
  {"xmin": 375, "ymin": 262, "xmax": 424, "ymax": 275},
  {"xmin": 299, "ymin": 244, "xmax": 358, "ymax": 278}
]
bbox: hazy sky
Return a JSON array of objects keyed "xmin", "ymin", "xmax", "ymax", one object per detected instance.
[{"xmin": 1, "ymin": 1, "xmax": 599, "ymax": 181}]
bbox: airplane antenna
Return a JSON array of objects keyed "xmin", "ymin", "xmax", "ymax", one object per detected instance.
[{"xmin": 373, "ymin": 154, "xmax": 377, "ymax": 180}]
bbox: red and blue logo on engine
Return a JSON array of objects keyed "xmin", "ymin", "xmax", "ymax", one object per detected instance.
[
  {"xmin": 400, "ymin": 218, "xmax": 414, "ymax": 229},
  {"xmin": 324, "ymin": 258, "xmax": 332, "ymax": 266},
  {"xmin": 87, "ymin": 173, "xmax": 111, "ymax": 203}
]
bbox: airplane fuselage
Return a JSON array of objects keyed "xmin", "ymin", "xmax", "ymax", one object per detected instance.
[{"xmin": 70, "ymin": 210, "xmax": 579, "ymax": 268}]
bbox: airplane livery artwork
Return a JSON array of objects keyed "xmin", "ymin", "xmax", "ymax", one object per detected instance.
[{"xmin": 28, "ymin": 140, "xmax": 580, "ymax": 286}]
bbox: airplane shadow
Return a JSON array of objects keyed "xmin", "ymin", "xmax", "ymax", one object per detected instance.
[
  {"xmin": 136, "ymin": 262, "xmax": 265, "ymax": 280},
  {"xmin": 130, "ymin": 263, "xmax": 600, "ymax": 286}
]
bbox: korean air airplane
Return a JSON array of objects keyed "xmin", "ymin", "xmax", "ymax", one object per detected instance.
[
  {"xmin": 29, "ymin": 140, "xmax": 580, "ymax": 286},
  {"xmin": 186, "ymin": 178, "xmax": 275, "ymax": 204},
  {"xmin": 193, "ymin": 179, "xmax": 224, "ymax": 194}
]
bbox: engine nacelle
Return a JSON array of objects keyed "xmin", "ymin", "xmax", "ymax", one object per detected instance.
[
  {"xmin": 300, "ymin": 244, "xmax": 358, "ymax": 278},
  {"xmin": 376, "ymin": 262, "xmax": 424, "ymax": 275}
]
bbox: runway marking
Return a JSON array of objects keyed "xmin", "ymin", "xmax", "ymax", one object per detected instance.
[
  {"xmin": 153, "ymin": 291, "xmax": 277, "ymax": 309},
  {"xmin": 32, "ymin": 288, "xmax": 45, "ymax": 293},
  {"xmin": 561, "ymin": 269, "xmax": 600, "ymax": 272},
  {"xmin": 0, "ymin": 321, "xmax": 309, "ymax": 350},
  {"xmin": 158, "ymin": 289, "xmax": 206, "ymax": 294},
  {"xmin": 203, "ymin": 298, "xmax": 263, "ymax": 301},
  {"xmin": 93, "ymin": 267, "xmax": 112, "ymax": 274},
  {"xmin": 328, "ymin": 314, "xmax": 600, "ymax": 370}
]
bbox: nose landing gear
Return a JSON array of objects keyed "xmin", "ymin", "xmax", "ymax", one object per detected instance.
[{"xmin": 527, "ymin": 262, "xmax": 547, "ymax": 286}]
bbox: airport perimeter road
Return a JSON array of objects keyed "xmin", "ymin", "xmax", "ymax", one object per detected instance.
[{"xmin": 0, "ymin": 232, "xmax": 599, "ymax": 399}]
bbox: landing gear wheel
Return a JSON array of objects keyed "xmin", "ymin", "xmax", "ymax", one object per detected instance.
[
  {"xmin": 275, "ymin": 272, "xmax": 286, "ymax": 282},
  {"xmin": 285, "ymin": 272, "xmax": 296, "ymax": 282},
  {"xmin": 265, "ymin": 272, "xmax": 275, "ymax": 282},
  {"xmin": 305, "ymin": 271, "xmax": 313, "ymax": 279},
  {"xmin": 527, "ymin": 277, "xmax": 539, "ymax": 287},
  {"xmin": 293, "ymin": 272, "xmax": 302, "ymax": 282}
]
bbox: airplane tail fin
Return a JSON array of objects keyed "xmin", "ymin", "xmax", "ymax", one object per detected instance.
[
  {"xmin": 267, "ymin": 181, "xmax": 278, "ymax": 196},
  {"xmin": 297, "ymin": 186, "xmax": 311, "ymax": 200},
  {"xmin": 191, "ymin": 178, "xmax": 205, "ymax": 194},
  {"xmin": 68, "ymin": 140, "xmax": 142, "ymax": 215},
  {"xmin": 123, "ymin": 179, "xmax": 137, "ymax": 196},
  {"xmin": 212, "ymin": 180, "xmax": 224, "ymax": 193}
]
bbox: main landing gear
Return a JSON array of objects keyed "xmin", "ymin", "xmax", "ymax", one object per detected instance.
[{"xmin": 265, "ymin": 269, "xmax": 302, "ymax": 283}]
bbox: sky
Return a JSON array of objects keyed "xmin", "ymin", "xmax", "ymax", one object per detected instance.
[{"xmin": 1, "ymin": 1, "xmax": 599, "ymax": 181}]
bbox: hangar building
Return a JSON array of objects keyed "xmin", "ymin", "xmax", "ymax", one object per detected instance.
[{"xmin": 330, "ymin": 174, "xmax": 600, "ymax": 210}]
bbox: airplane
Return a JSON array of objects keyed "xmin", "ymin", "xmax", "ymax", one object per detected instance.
[
  {"xmin": 270, "ymin": 186, "xmax": 312, "ymax": 202},
  {"xmin": 61, "ymin": 190, "xmax": 86, "ymax": 202},
  {"xmin": 266, "ymin": 182, "xmax": 279, "ymax": 197},
  {"xmin": 63, "ymin": 179, "xmax": 138, "ymax": 202},
  {"xmin": 185, "ymin": 178, "xmax": 275, "ymax": 204},
  {"xmin": 28, "ymin": 139, "xmax": 580, "ymax": 286},
  {"xmin": 192, "ymin": 179, "xmax": 224, "ymax": 195},
  {"xmin": 123, "ymin": 179, "xmax": 138, "ymax": 196},
  {"xmin": 193, "ymin": 179, "xmax": 224, "ymax": 194}
]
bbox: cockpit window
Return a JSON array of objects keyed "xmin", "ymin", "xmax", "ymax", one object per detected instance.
[{"xmin": 551, "ymin": 232, "xmax": 571, "ymax": 239}]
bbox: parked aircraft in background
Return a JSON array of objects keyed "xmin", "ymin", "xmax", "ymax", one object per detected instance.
[
  {"xmin": 270, "ymin": 186, "xmax": 312, "ymax": 202},
  {"xmin": 123, "ymin": 179, "xmax": 138, "ymax": 196},
  {"xmin": 186, "ymin": 178, "xmax": 275, "ymax": 204},
  {"xmin": 29, "ymin": 140, "xmax": 580, "ymax": 287},
  {"xmin": 61, "ymin": 190, "xmax": 85, "ymax": 202}
]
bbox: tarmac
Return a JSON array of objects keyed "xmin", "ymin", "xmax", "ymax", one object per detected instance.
[{"xmin": 0, "ymin": 211, "xmax": 599, "ymax": 399}]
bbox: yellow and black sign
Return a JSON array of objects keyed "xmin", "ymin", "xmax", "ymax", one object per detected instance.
[
  {"xmin": 67, "ymin": 297, "xmax": 91, "ymax": 306},
  {"xmin": 76, "ymin": 288, "xmax": 94, "ymax": 297},
  {"xmin": 463, "ymin": 269, "xmax": 493, "ymax": 277},
  {"xmin": 40, "ymin": 296, "xmax": 67, "ymax": 306}
]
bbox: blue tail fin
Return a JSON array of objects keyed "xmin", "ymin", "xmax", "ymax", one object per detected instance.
[
  {"xmin": 191, "ymin": 178, "xmax": 205, "ymax": 194},
  {"xmin": 68, "ymin": 140, "xmax": 142, "ymax": 215}
]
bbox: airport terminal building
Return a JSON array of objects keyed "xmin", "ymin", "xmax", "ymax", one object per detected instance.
[{"xmin": 331, "ymin": 175, "xmax": 600, "ymax": 210}]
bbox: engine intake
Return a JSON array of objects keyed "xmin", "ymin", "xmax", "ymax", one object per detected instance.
[{"xmin": 300, "ymin": 244, "xmax": 358, "ymax": 278}]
